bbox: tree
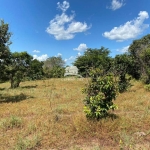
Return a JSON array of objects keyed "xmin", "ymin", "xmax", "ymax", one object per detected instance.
[
  {"xmin": 43, "ymin": 56, "xmax": 65, "ymax": 69},
  {"xmin": 6, "ymin": 52, "xmax": 33, "ymax": 88},
  {"xmin": 43, "ymin": 56, "xmax": 65, "ymax": 78},
  {"xmin": 28, "ymin": 59, "xmax": 44, "ymax": 80},
  {"xmin": 129, "ymin": 34, "xmax": 150, "ymax": 83},
  {"xmin": 0, "ymin": 20, "xmax": 12, "ymax": 81},
  {"xmin": 83, "ymin": 68, "xmax": 118, "ymax": 120},
  {"xmin": 48, "ymin": 66, "xmax": 65, "ymax": 78},
  {"xmin": 113, "ymin": 54, "xmax": 132, "ymax": 92},
  {"xmin": 73, "ymin": 47, "xmax": 112, "ymax": 77}
]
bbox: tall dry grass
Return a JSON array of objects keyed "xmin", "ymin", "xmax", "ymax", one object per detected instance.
[{"xmin": 0, "ymin": 78, "xmax": 150, "ymax": 150}]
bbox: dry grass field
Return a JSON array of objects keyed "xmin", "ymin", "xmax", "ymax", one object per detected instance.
[{"xmin": 0, "ymin": 78, "xmax": 150, "ymax": 150}]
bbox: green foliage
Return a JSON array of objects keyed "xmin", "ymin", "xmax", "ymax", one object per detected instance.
[
  {"xmin": 6, "ymin": 51, "xmax": 33, "ymax": 88},
  {"xmin": 1, "ymin": 116, "xmax": 23, "ymax": 129},
  {"xmin": 144, "ymin": 84, "xmax": 150, "ymax": 91},
  {"xmin": 50, "ymin": 66, "xmax": 65, "ymax": 78},
  {"xmin": 113, "ymin": 54, "xmax": 132, "ymax": 92},
  {"xmin": 118, "ymin": 74, "xmax": 132, "ymax": 93},
  {"xmin": 14, "ymin": 135, "xmax": 41, "ymax": 150},
  {"xmin": 129, "ymin": 34, "xmax": 150, "ymax": 83},
  {"xmin": 0, "ymin": 19, "xmax": 12, "ymax": 81},
  {"xmin": 139, "ymin": 48, "xmax": 150, "ymax": 84},
  {"xmin": 45, "ymin": 66, "xmax": 65, "ymax": 78},
  {"xmin": 43, "ymin": 56, "xmax": 65, "ymax": 70},
  {"xmin": 43, "ymin": 56, "xmax": 65, "ymax": 78},
  {"xmin": 83, "ymin": 68, "xmax": 118, "ymax": 120},
  {"xmin": 73, "ymin": 47, "xmax": 112, "ymax": 77},
  {"xmin": 28, "ymin": 59, "xmax": 44, "ymax": 80}
]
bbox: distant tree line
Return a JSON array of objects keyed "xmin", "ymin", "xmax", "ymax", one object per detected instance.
[
  {"xmin": 1, "ymin": 19, "xmax": 150, "ymax": 89},
  {"xmin": 74, "ymin": 34, "xmax": 150, "ymax": 84}
]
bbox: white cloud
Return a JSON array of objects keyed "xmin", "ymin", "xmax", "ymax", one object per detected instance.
[
  {"xmin": 77, "ymin": 52, "xmax": 81, "ymax": 56},
  {"xmin": 64, "ymin": 53, "xmax": 83, "ymax": 64},
  {"xmin": 46, "ymin": 1, "xmax": 91, "ymax": 40},
  {"xmin": 103, "ymin": 11, "xmax": 149, "ymax": 42},
  {"xmin": 73, "ymin": 43, "xmax": 88, "ymax": 52},
  {"xmin": 64, "ymin": 56, "xmax": 76, "ymax": 62},
  {"xmin": 33, "ymin": 54, "xmax": 48, "ymax": 61},
  {"xmin": 117, "ymin": 45, "xmax": 129, "ymax": 53},
  {"xmin": 57, "ymin": 53, "xmax": 62, "ymax": 56},
  {"xmin": 55, "ymin": 53, "xmax": 62, "ymax": 57},
  {"xmin": 57, "ymin": 1, "xmax": 69, "ymax": 12},
  {"xmin": 108, "ymin": 0, "xmax": 125, "ymax": 10},
  {"xmin": 33, "ymin": 50, "xmax": 40, "ymax": 53}
]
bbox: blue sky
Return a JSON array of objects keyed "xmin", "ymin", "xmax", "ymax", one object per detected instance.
[{"xmin": 0, "ymin": 0, "xmax": 150, "ymax": 65}]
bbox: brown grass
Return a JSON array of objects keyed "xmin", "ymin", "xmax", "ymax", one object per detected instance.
[{"xmin": 0, "ymin": 78, "xmax": 150, "ymax": 150}]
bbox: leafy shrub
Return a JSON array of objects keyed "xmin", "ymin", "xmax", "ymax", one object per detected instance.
[
  {"xmin": 83, "ymin": 69, "xmax": 118, "ymax": 120},
  {"xmin": 144, "ymin": 84, "xmax": 150, "ymax": 91},
  {"xmin": 118, "ymin": 74, "xmax": 132, "ymax": 93}
]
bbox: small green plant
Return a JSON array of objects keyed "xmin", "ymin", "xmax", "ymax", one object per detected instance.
[
  {"xmin": 144, "ymin": 84, "xmax": 150, "ymax": 91},
  {"xmin": 14, "ymin": 135, "xmax": 41, "ymax": 150},
  {"xmin": 1, "ymin": 116, "xmax": 23, "ymax": 129},
  {"xmin": 119, "ymin": 131, "xmax": 135, "ymax": 150},
  {"xmin": 14, "ymin": 137, "xmax": 28, "ymax": 150},
  {"xmin": 83, "ymin": 69, "xmax": 118, "ymax": 120}
]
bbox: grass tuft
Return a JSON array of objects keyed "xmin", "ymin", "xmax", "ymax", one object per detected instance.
[{"xmin": 1, "ymin": 116, "xmax": 23, "ymax": 129}]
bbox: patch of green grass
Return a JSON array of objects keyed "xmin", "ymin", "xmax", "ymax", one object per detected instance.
[
  {"xmin": 1, "ymin": 116, "xmax": 23, "ymax": 129},
  {"xmin": 14, "ymin": 135, "xmax": 41, "ymax": 150},
  {"xmin": 144, "ymin": 84, "xmax": 150, "ymax": 91}
]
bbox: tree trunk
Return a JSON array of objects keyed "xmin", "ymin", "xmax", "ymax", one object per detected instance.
[{"xmin": 10, "ymin": 75, "xmax": 20, "ymax": 88}]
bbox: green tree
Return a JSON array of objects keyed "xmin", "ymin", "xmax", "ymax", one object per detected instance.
[
  {"xmin": 129, "ymin": 34, "xmax": 150, "ymax": 83},
  {"xmin": 43, "ymin": 56, "xmax": 65, "ymax": 69},
  {"xmin": 43, "ymin": 56, "xmax": 65, "ymax": 78},
  {"xmin": 6, "ymin": 52, "xmax": 33, "ymax": 88},
  {"xmin": 0, "ymin": 20, "xmax": 12, "ymax": 81},
  {"xmin": 113, "ymin": 54, "xmax": 132, "ymax": 92},
  {"xmin": 48, "ymin": 66, "xmax": 65, "ymax": 78},
  {"xmin": 28, "ymin": 59, "xmax": 44, "ymax": 80},
  {"xmin": 73, "ymin": 47, "xmax": 112, "ymax": 77}
]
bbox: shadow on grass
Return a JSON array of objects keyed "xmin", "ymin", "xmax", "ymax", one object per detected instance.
[
  {"xmin": 107, "ymin": 113, "xmax": 119, "ymax": 120},
  {"xmin": 86, "ymin": 113, "xmax": 119, "ymax": 122},
  {"xmin": 21, "ymin": 85, "xmax": 38, "ymax": 89},
  {"xmin": 0, "ymin": 88, "xmax": 5, "ymax": 91},
  {"xmin": 0, "ymin": 93, "xmax": 34, "ymax": 103}
]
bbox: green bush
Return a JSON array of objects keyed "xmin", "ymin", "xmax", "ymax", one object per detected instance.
[
  {"xmin": 144, "ymin": 84, "xmax": 150, "ymax": 91},
  {"xmin": 83, "ymin": 69, "xmax": 118, "ymax": 120},
  {"xmin": 118, "ymin": 74, "xmax": 132, "ymax": 93}
]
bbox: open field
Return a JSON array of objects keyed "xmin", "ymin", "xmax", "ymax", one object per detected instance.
[{"xmin": 0, "ymin": 78, "xmax": 150, "ymax": 150}]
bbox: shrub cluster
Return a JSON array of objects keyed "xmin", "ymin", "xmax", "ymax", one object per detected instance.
[{"xmin": 83, "ymin": 69, "xmax": 118, "ymax": 120}]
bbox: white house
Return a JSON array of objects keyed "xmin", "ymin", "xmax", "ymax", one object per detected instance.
[{"xmin": 64, "ymin": 66, "xmax": 81, "ymax": 77}]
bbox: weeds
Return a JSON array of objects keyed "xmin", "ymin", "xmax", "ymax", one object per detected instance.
[
  {"xmin": 1, "ymin": 116, "xmax": 23, "ymax": 129},
  {"xmin": 144, "ymin": 84, "xmax": 150, "ymax": 91},
  {"xmin": 14, "ymin": 135, "xmax": 41, "ymax": 150}
]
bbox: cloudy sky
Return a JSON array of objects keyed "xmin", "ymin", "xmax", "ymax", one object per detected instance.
[{"xmin": 0, "ymin": 0, "xmax": 150, "ymax": 65}]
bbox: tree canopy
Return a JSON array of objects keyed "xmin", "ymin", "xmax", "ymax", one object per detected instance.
[
  {"xmin": 73, "ymin": 47, "xmax": 112, "ymax": 77},
  {"xmin": 5, "ymin": 52, "xmax": 33, "ymax": 88},
  {"xmin": 0, "ymin": 20, "xmax": 12, "ymax": 81},
  {"xmin": 43, "ymin": 56, "xmax": 65, "ymax": 78},
  {"xmin": 129, "ymin": 34, "xmax": 150, "ymax": 83}
]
